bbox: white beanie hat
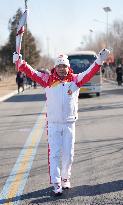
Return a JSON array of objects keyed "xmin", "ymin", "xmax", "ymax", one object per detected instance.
[{"xmin": 54, "ymin": 54, "xmax": 70, "ymax": 67}]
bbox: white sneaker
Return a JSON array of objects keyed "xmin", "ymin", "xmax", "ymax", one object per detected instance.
[
  {"xmin": 62, "ymin": 179, "xmax": 71, "ymax": 189},
  {"xmin": 53, "ymin": 183, "xmax": 63, "ymax": 196}
]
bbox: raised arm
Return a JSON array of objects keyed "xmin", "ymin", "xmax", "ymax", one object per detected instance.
[
  {"xmin": 13, "ymin": 52, "xmax": 49, "ymax": 88},
  {"xmin": 76, "ymin": 49, "xmax": 110, "ymax": 87}
]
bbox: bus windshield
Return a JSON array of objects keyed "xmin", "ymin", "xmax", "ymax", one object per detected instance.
[{"xmin": 68, "ymin": 54, "xmax": 97, "ymax": 74}]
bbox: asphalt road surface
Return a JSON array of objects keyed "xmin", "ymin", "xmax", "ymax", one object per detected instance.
[{"xmin": 0, "ymin": 82, "xmax": 123, "ymax": 205}]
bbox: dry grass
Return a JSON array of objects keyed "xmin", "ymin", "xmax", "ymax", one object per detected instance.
[{"xmin": 0, "ymin": 74, "xmax": 17, "ymax": 97}]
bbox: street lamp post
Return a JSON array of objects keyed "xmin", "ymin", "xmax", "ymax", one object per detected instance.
[
  {"xmin": 47, "ymin": 37, "xmax": 50, "ymax": 58},
  {"xmin": 103, "ymin": 6, "xmax": 111, "ymax": 48},
  {"xmin": 25, "ymin": 0, "xmax": 28, "ymax": 9},
  {"xmin": 89, "ymin": 29, "xmax": 93, "ymax": 47}
]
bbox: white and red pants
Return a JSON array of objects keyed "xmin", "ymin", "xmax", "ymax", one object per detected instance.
[{"xmin": 48, "ymin": 122, "xmax": 75, "ymax": 184}]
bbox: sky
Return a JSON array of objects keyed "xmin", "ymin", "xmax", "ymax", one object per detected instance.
[{"xmin": 0, "ymin": 0, "xmax": 123, "ymax": 58}]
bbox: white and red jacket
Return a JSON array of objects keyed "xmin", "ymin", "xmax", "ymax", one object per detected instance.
[{"xmin": 19, "ymin": 61, "xmax": 101, "ymax": 123}]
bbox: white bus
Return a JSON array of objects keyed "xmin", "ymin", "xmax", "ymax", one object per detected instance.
[{"xmin": 68, "ymin": 51, "xmax": 102, "ymax": 96}]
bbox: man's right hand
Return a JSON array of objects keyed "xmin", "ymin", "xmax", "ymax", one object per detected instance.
[{"xmin": 13, "ymin": 52, "xmax": 22, "ymax": 64}]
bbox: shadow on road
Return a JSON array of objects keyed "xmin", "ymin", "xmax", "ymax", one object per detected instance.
[
  {"xmin": 102, "ymin": 88, "xmax": 123, "ymax": 96},
  {"xmin": 78, "ymin": 88, "xmax": 123, "ymax": 99},
  {"xmin": 3, "ymin": 88, "xmax": 123, "ymax": 103},
  {"xmin": 3, "ymin": 112, "xmax": 45, "ymax": 118},
  {"xmin": 4, "ymin": 93, "xmax": 46, "ymax": 102},
  {"xmin": 78, "ymin": 101, "xmax": 123, "ymax": 113},
  {"xmin": 1, "ymin": 179, "xmax": 123, "ymax": 204}
]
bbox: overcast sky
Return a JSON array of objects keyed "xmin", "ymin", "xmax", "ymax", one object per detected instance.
[{"xmin": 0, "ymin": 0, "xmax": 123, "ymax": 58}]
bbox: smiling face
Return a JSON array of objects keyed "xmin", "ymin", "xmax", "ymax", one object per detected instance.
[{"xmin": 55, "ymin": 64, "xmax": 69, "ymax": 79}]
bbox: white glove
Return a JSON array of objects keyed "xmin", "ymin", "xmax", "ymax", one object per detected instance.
[
  {"xmin": 96, "ymin": 49, "xmax": 110, "ymax": 65},
  {"xmin": 13, "ymin": 52, "xmax": 22, "ymax": 64}
]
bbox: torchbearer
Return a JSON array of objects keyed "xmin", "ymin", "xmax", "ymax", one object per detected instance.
[{"xmin": 13, "ymin": 49, "xmax": 110, "ymax": 196}]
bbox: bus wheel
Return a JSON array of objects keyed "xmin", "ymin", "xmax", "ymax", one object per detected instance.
[{"xmin": 96, "ymin": 92, "xmax": 100, "ymax": 97}]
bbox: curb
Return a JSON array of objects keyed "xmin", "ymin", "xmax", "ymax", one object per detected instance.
[
  {"xmin": 0, "ymin": 85, "xmax": 33, "ymax": 102},
  {"xmin": 0, "ymin": 90, "xmax": 18, "ymax": 102}
]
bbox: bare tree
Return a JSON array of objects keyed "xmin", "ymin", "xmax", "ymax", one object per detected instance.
[{"xmin": 78, "ymin": 19, "xmax": 123, "ymax": 64}]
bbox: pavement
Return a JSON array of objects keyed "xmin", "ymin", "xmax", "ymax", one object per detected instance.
[
  {"xmin": 0, "ymin": 90, "xmax": 18, "ymax": 102},
  {"xmin": 0, "ymin": 75, "xmax": 33, "ymax": 102},
  {"xmin": 0, "ymin": 75, "xmax": 18, "ymax": 102}
]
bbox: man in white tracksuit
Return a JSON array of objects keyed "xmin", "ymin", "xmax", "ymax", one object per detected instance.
[{"xmin": 13, "ymin": 49, "xmax": 110, "ymax": 195}]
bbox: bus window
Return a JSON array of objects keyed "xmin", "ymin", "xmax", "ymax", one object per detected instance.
[{"xmin": 68, "ymin": 51, "xmax": 102, "ymax": 96}]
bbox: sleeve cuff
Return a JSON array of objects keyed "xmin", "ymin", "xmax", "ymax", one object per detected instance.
[
  {"xmin": 19, "ymin": 60, "xmax": 26, "ymax": 68},
  {"xmin": 95, "ymin": 58, "xmax": 103, "ymax": 65}
]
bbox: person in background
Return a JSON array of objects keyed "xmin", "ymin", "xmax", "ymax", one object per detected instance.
[
  {"xmin": 27, "ymin": 76, "xmax": 33, "ymax": 88},
  {"xmin": 33, "ymin": 81, "xmax": 36, "ymax": 88},
  {"xmin": 13, "ymin": 49, "xmax": 110, "ymax": 196},
  {"xmin": 116, "ymin": 64, "xmax": 123, "ymax": 86},
  {"xmin": 16, "ymin": 71, "xmax": 24, "ymax": 94}
]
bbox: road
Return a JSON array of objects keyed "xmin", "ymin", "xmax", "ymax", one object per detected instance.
[{"xmin": 0, "ymin": 82, "xmax": 123, "ymax": 205}]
